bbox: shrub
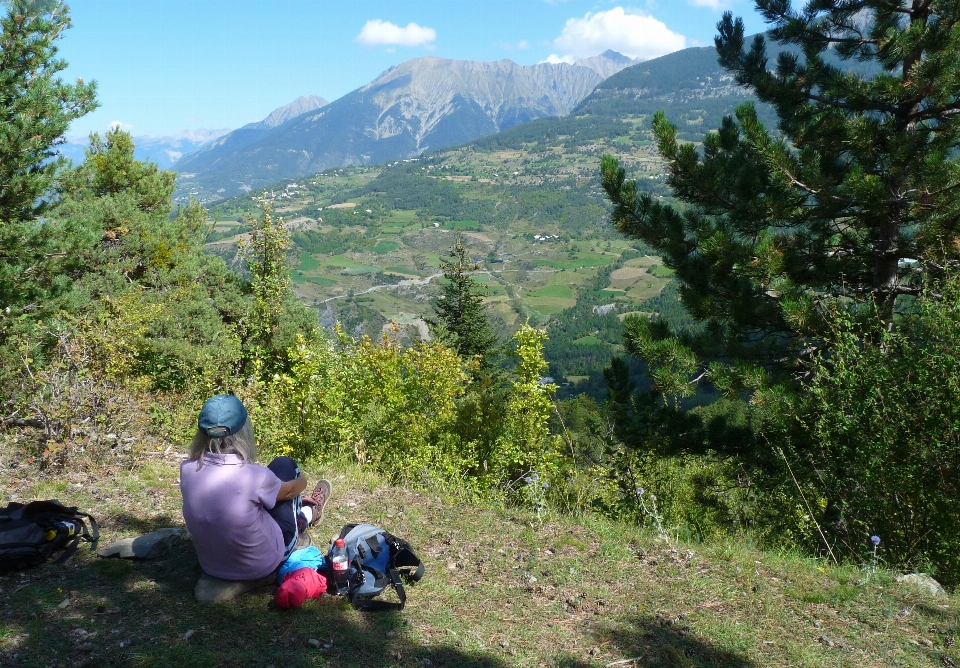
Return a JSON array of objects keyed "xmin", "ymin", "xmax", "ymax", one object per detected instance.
[{"xmin": 759, "ymin": 282, "xmax": 960, "ymax": 587}]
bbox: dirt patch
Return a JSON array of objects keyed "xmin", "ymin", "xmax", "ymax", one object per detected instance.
[
  {"xmin": 284, "ymin": 216, "xmax": 319, "ymax": 232},
  {"xmin": 610, "ymin": 267, "xmax": 647, "ymax": 280},
  {"xmin": 327, "ymin": 202, "xmax": 358, "ymax": 209},
  {"xmin": 463, "ymin": 231, "xmax": 494, "ymax": 243}
]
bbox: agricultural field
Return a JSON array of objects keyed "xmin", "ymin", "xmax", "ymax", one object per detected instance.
[{"xmin": 205, "ymin": 120, "xmax": 677, "ymax": 381}]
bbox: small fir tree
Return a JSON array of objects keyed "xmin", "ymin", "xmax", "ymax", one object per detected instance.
[{"xmin": 429, "ymin": 235, "xmax": 498, "ymax": 366}]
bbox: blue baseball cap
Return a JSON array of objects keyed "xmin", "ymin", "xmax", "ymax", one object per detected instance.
[{"xmin": 198, "ymin": 394, "xmax": 248, "ymax": 437}]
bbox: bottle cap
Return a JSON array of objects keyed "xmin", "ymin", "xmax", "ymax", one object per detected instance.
[{"xmin": 335, "ymin": 538, "xmax": 345, "ymax": 547}]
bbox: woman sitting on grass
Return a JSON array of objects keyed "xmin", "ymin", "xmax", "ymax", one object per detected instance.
[{"xmin": 179, "ymin": 394, "xmax": 331, "ymax": 581}]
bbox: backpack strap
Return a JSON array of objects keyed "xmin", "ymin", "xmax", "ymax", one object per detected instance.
[
  {"xmin": 350, "ymin": 568, "xmax": 407, "ymax": 611},
  {"xmin": 384, "ymin": 532, "xmax": 425, "ymax": 582}
]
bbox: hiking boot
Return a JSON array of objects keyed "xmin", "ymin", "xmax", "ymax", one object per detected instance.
[
  {"xmin": 303, "ymin": 479, "xmax": 331, "ymax": 526},
  {"xmin": 295, "ymin": 531, "xmax": 312, "ymax": 550}
]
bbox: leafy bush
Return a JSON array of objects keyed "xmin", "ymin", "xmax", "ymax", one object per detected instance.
[{"xmin": 759, "ymin": 283, "xmax": 960, "ymax": 587}]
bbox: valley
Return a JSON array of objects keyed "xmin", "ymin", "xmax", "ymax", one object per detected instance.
[{"xmin": 203, "ymin": 112, "xmax": 678, "ymax": 387}]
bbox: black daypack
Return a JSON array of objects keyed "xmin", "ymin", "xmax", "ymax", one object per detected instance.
[
  {"xmin": 332, "ymin": 523, "xmax": 424, "ymax": 611},
  {"xmin": 0, "ymin": 500, "xmax": 99, "ymax": 573}
]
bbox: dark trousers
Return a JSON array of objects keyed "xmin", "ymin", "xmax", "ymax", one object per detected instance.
[{"xmin": 266, "ymin": 456, "xmax": 304, "ymax": 558}]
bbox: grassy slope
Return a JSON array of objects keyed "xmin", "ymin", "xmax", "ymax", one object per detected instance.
[{"xmin": 2, "ymin": 458, "xmax": 957, "ymax": 668}]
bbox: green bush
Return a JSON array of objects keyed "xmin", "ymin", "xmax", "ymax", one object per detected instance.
[{"xmin": 759, "ymin": 282, "xmax": 960, "ymax": 587}]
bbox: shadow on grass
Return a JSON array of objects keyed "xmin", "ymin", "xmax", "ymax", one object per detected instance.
[
  {"xmin": 552, "ymin": 614, "xmax": 756, "ymax": 668},
  {"xmin": 0, "ymin": 535, "xmax": 506, "ymax": 668},
  {"xmin": 107, "ymin": 512, "xmax": 182, "ymax": 536}
]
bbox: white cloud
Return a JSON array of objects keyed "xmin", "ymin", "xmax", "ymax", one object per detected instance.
[
  {"xmin": 550, "ymin": 7, "xmax": 686, "ymax": 62},
  {"xmin": 688, "ymin": 0, "xmax": 730, "ymax": 9},
  {"xmin": 498, "ymin": 39, "xmax": 530, "ymax": 51},
  {"xmin": 356, "ymin": 20, "xmax": 436, "ymax": 48},
  {"xmin": 109, "ymin": 120, "xmax": 133, "ymax": 131},
  {"xmin": 541, "ymin": 53, "xmax": 575, "ymax": 64}
]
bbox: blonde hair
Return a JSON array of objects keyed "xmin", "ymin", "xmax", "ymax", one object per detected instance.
[{"xmin": 188, "ymin": 416, "xmax": 256, "ymax": 469}]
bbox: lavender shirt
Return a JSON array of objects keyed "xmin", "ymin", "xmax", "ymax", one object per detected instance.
[{"xmin": 180, "ymin": 453, "xmax": 284, "ymax": 580}]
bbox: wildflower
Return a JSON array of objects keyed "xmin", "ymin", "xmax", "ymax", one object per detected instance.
[
  {"xmin": 531, "ymin": 472, "xmax": 539, "ymax": 482},
  {"xmin": 870, "ymin": 535, "xmax": 880, "ymax": 546},
  {"xmin": 649, "ymin": 494, "xmax": 656, "ymax": 502},
  {"xmin": 542, "ymin": 482, "xmax": 549, "ymax": 489},
  {"xmin": 524, "ymin": 477, "xmax": 532, "ymax": 484},
  {"xmin": 636, "ymin": 487, "xmax": 645, "ymax": 496}
]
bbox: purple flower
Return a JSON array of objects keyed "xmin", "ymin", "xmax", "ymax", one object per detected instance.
[
  {"xmin": 524, "ymin": 477, "xmax": 532, "ymax": 484},
  {"xmin": 870, "ymin": 535, "xmax": 880, "ymax": 546},
  {"xmin": 531, "ymin": 473, "xmax": 540, "ymax": 482},
  {"xmin": 636, "ymin": 487, "xmax": 645, "ymax": 496},
  {"xmin": 542, "ymin": 482, "xmax": 549, "ymax": 489}
]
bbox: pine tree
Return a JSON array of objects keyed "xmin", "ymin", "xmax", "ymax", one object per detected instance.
[
  {"xmin": 429, "ymin": 235, "xmax": 498, "ymax": 366},
  {"xmin": 0, "ymin": 0, "xmax": 98, "ymax": 314},
  {"xmin": 601, "ymin": 0, "xmax": 960, "ymax": 387}
]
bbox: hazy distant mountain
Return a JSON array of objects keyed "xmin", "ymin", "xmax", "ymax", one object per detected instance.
[
  {"xmin": 133, "ymin": 129, "xmax": 233, "ymax": 168},
  {"xmin": 177, "ymin": 96, "xmax": 329, "ymax": 179},
  {"xmin": 173, "ymin": 52, "xmax": 634, "ymax": 201},
  {"xmin": 59, "ymin": 128, "xmax": 231, "ymax": 170}
]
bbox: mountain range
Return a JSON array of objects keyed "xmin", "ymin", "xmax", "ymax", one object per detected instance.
[
  {"xmin": 59, "ymin": 127, "xmax": 232, "ymax": 170},
  {"xmin": 56, "ymin": 96, "xmax": 328, "ymax": 171},
  {"xmin": 172, "ymin": 51, "xmax": 638, "ymax": 201}
]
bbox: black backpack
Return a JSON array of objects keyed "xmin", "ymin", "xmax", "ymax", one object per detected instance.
[
  {"xmin": 330, "ymin": 523, "xmax": 424, "ymax": 611},
  {"xmin": 0, "ymin": 500, "xmax": 99, "ymax": 573}
]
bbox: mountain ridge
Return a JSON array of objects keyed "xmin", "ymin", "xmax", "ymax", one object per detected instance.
[{"xmin": 172, "ymin": 51, "xmax": 635, "ymax": 201}]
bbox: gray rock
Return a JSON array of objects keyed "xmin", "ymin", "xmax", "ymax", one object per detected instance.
[
  {"xmin": 194, "ymin": 571, "xmax": 275, "ymax": 603},
  {"xmin": 97, "ymin": 528, "xmax": 186, "ymax": 560},
  {"xmin": 895, "ymin": 573, "xmax": 947, "ymax": 597}
]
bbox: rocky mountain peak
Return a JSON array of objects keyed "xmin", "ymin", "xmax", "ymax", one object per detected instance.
[
  {"xmin": 243, "ymin": 95, "xmax": 329, "ymax": 130},
  {"xmin": 573, "ymin": 50, "xmax": 635, "ymax": 79}
]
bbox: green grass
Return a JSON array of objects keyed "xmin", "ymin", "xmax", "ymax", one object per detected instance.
[
  {"xmin": 1, "ymin": 458, "xmax": 956, "ymax": 668},
  {"xmin": 304, "ymin": 276, "xmax": 338, "ymax": 287},
  {"xmin": 447, "ymin": 220, "xmax": 480, "ymax": 229},
  {"xmin": 649, "ymin": 265, "xmax": 676, "ymax": 278},
  {"xmin": 530, "ymin": 284, "xmax": 574, "ymax": 298},
  {"xmin": 371, "ymin": 240, "xmax": 401, "ymax": 253},
  {"xmin": 296, "ymin": 252, "xmax": 320, "ymax": 273},
  {"xmin": 526, "ymin": 297, "xmax": 575, "ymax": 316},
  {"xmin": 341, "ymin": 266, "xmax": 382, "ymax": 275},
  {"xmin": 325, "ymin": 255, "xmax": 370, "ymax": 268}
]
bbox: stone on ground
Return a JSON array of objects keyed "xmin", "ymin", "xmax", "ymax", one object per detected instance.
[
  {"xmin": 96, "ymin": 528, "xmax": 187, "ymax": 560},
  {"xmin": 895, "ymin": 573, "xmax": 947, "ymax": 597}
]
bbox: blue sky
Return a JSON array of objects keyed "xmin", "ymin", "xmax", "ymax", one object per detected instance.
[{"xmin": 59, "ymin": 1, "xmax": 767, "ymax": 138}]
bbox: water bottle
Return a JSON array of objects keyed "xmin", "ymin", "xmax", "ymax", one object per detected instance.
[
  {"xmin": 46, "ymin": 522, "xmax": 75, "ymax": 541},
  {"xmin": 330, "ymin": 538, "xmax": 349, "ymax": 595}
]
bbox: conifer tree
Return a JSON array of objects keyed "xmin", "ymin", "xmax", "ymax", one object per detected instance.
[
  {"xmin": 601, "ymin": 0, "xmax": 960, "ymax": 387},
  {"xmin": 429, "ymin": 235, "xmax": 498, "ymax": 366},
  {"xmin": 0, "ymin": 0, "xmax": 98, "ymax": 315}
]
